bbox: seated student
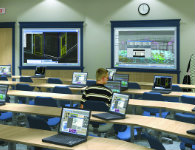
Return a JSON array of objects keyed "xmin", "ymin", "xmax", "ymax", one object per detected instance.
[{"xmin": 80, "ymin": 68, "xmax": 113, "ymax": 108}]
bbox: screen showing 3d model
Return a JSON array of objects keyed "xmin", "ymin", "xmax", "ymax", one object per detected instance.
[
  {"xmin": 113, "ymin": 27, "xmax": 177, "ymax": 70},
  {"xmin": 22, "ymin": 28, "xmax": 81, "ymax": 67}
]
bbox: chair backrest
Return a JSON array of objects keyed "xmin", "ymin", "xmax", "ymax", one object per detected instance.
[
  {"xmin": 87, "ymin": 80, "xmax": 96, "ymax": 86},
  {"xmin": 128, "ymin": 82, "xmax": 140, "ymax": 89},
  {"xmin": 20, "ymin": 77, "xmax": 33, "ymax": 83},
  {"xmin": 53, "ymin": 86, "xmax": 72, "ymax": 94},
  {"xmin": 16, "ymin": 83, "xmax": 34, "ymax": 91},
  {"xmin": 27, "ymin": 115, "xmax": 51, "ymax": 130},
  {"xmin": 181, "ymin": 95, "xmax": 195, "ymax": 105},
  {"xmin": 175, "ymin": 113, "xmax": 195, "ymax": 124},
  {"xmin": 144, "ymin": 133, "xmax": 166, "ymax": 150},
  {"xmin": 35, "ymin": 96, "xmax": 57, "ymax": 107},
  {"xmin": 172, "ymin": 85, "xmax": 182, "ymax": 92},
  {"xmin": 0, "ymin": 76, "xmax": 8, "ymax": 81},
  {"xmin": 143, "ymin": 92, "xmax": 164, "ymax": 101},
  {"xmin": 47, "ymin": 78, "xmax": 63, "ymax": 84},
  {"xmin": 83, "ymin": 100, "xmax": 109, "ymax": 112}
]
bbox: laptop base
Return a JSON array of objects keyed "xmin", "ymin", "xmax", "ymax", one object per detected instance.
[
  {"xmin": 68, "ymin": 85, "xmax": 86, "ymax": 88},
  {"xmin": 31, "ymin": 75, "xmax": 45, "ymax": 78},
  {"xmin": 150, "ymin": 90, "xmax": 171, "ymax": 94},
  {"xmin": 92, "ymin": 112, "xmax": 125, "ymax": 120},
  {"xmin": 0, "ymin": 102, "xmax": 5, "ymax": 106},
  {"xmin": 42, "ymin": 134, "xmax": 86, "ymax": 147}
]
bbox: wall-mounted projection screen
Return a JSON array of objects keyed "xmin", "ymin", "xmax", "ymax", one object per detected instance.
[
  {"xmin": 113, "ymin": 27, "xmax": 177, "ymax": 70},
  {"xmin": 21, "ymin": 26, "xmax": 82, "ymax": 68}
]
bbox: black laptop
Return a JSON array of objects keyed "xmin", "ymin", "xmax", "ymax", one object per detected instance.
[
  {"xmin": 0, "ymin": 84, "xmax": 9, "ymax": 105},
  {"xmin": 42, "ymin": 107, "xmax": 91, "ymax": 147},
  {"xmin": 31, "ymin": 66, "xmax": 45, "ymax": 78},
  {"xmin": 105, "ymin": 81, "xmax": 121, "ymax": 93},
  {"xmin": 113, "ymin": 74, "xmax": 129, "ymax": 91},
  {"xmin": 92, "ymin": 93, "xmax": 129, "ymax": 120},
  {"xmin": 151, "ymin": 75, "xmax": 173, "ymax": 94},
  {"xmin": 68, "ymin": 72, "xmax": 88, "ymax": 88},
  {"xmin": 106, "ymin": 68, "xmax": 117, "ymax": 81}
]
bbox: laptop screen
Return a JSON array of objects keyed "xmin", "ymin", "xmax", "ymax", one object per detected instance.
[
  {"xmin": 106, "ymin": 68, "xmax": 116, "ymax": 80},
  {"xmin": 153, "ymin": 76, "xmax": 172, "ymax": 90},
  {"xmin": 105, "ymin": 81, "xmax": 121, "ymax": 93},
  {"xmin": 113, "ymin": 74, "xmax": 129, "ymax": 88},
  {"xmin": 110, "ymin": 93, "xmax": 129, "ymax": 115},
  {"xmin": 0, "ymin": 85, "xmax": 9, "ymax": 103},
  {"xmin": 0, "ymin": 65, "xmax": 11, "ymax": 77},
  {"xmin": 35, "ymin": 66, "xmax": 45, "ymax": 75},
  {"xmin": 59, "ymin": 107, "xmax": 90, "ymax": 136},
  {"xmin": 72, "ymin": 72, "xmax": 88, "ymax": 85}
]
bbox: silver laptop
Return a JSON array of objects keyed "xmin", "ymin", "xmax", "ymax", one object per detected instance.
[
  {"xmin": 0, "ymin": 84, "xmax": 9, "ymax": 105},
  {"xmin": 42, "ymin": 107, "xmax": 91, "ymax": 147},
  {"xmin": 92, "ymin": 93, "xmax": 129, "ymax": 120},
  {"xmin": 151, "ymin": 75, "xmax": 172, "ymax": 94},
  {"xmin": 69, "ymin": 72, "xmax": 88, "ymax": 88},
  {"xmin": 106, "ymin": 68, "xmax": 117, "ymax": 81},
  {"xmin": 105, "ymin": 81, "xmax": 121, "ymax": 93},
  {"xmin": 113, "ymin": 74, "xmax": 129, "ymax": 91}
]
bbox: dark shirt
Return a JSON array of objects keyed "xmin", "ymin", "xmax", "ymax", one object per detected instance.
[{"xmin": 81, "ymin": 84, "xmax": 113, "ymax": 106}]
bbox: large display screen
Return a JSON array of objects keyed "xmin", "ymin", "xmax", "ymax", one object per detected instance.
[
  {"xmin": 113, "ymin": 27, "xmax": 177, "ymax": 70},
  {"xmin": 22, "ymin": 28, "xmax": 81, "ymax": 67}
]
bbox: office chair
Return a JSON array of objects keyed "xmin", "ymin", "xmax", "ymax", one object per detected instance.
[
  {"xmin": 87, "ymin": 80, "xmax": 96, "ymax": 86},
  {"xmin": 181, "ymin": 95, "xmax": 195, "ymax": 105},
  {"xmin": 34, "ymin": 96, "xmax": 60, "ymax": 127},
  {"xmin": 0, "ymin": 76, "xmax": 8, "ymax": 81},
  {"xmin": 128, "ymin": 82, "xmax": 142, "ymax": 99},
  {"xmin": 175, "ymin": 113, "xmax": 195, "ymax": 150},
  {"xmin": 144, "ymin": 133, "xmax": 166, "ymax": 150},
  {"xmin": 20, "ymin": 76, "xmax": 33, "ymax": 83},
  {"xmin": 83, "ymin": 100, "xmax": 113, "ymax": 137},
  {"xmin": 142, "ymin": 92, "xmax": 169, "ymax": 118},
  {"xmin": 52, "ymin": 86, "xmax": 78, "ymax": 107},
  {"xmin": 16, "ymin": 83, "xmax": 34, "ymax": 105},
  {"xmin": 0, "ymin": 97, "xmax": 12, "ymax": 124},
  {"xmin": 47, "ymin": 78, "xmax": 63, "ymax": 84},
  {"xmin": 165, "ymin": 85, "xmax": 182, "ymax": 103},
  {"xmin": 27, "ymin": 116, "xmax": 53, "ymax": 150}
]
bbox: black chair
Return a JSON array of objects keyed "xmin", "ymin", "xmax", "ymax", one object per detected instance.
[
  {"xmin": 144, "ymin": 133, "xmax": 166, "ymax": 150},
  {"xmin": 128, "ymin": 82, "xmax": 142, "ymax": 99},
  {"xmin": 20, "ymin": 76, "xmax": 33, "ymax": 83},
  {"xmin": 47, "ymin": 78, "xmax": 63, "ymax": 84},
  {"xmin": 86, "ymin": 80, "xmax": 96, "ymax": 86},
  {"xmin": 165, "ymin": 85, "xmax": 182, "ymax": 103},
  {"xmin": 83, "ymin": 100, "xmax": 112, "ymax": 137},
  {"xmin": 34, "ymin": 96, "xmax": 60, "ymax": 127},
  {"xmin": 0, "ymin": 76, "xmax": 8, "ymax": 81},
  {"xmin": 16, "ymin": 83, "xmax": 34, "ymax": 104},
  {"xmin": 27, "ymin": 116, "xmax": 52, "ymax": 150},
  {"xmin": 53, "ymin": 86, "xmax": 78, "ymax": 107},
  {"xmin": 181, "ymin": 95, "xmax": 195, "ymax": 105}
]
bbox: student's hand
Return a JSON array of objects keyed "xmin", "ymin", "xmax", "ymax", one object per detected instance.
[{"xmin": 80, "ymin": 104, "xmax": 83, "ymax": 109}]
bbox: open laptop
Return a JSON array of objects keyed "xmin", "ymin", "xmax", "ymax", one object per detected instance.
[
  {"xmin": 0, "ymin": 65, "xmax": 11, "ymax": 77},
  {"xmin": 106, "ymin": 68, "xmax": 116, "ymax": 81},
  {"xmin": 113, "ymin": 74, "xmax": 129, "ymax": 91},
  {"xmin": 92, "ymin": 93, "xmax": 129, "ymax": 120},
  {"xmin": 42, "ymin": 107, "xmax": 91, "ymax": 147},
  {"xmin": 151, "ymin": 75, "xmax": 173, "ymax": 94},
  {"xmin": 31, "ymin": 66, "xmax": 45, "ymax": 78},
  {"xmin": 0, "ymin": 84, "xmax": 9, "ymax": 105},
  {"xmin": 105, "ymin": 81, "xmax": 121, "ymax": 93},
  {"xmin": 68, "ymin": 72, "xmax": 88, "ymax": 88}
]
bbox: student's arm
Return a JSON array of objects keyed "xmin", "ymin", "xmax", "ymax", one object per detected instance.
[{"xmin": 80, "ymin": 104, "xmax": 83, "ymax": 109}]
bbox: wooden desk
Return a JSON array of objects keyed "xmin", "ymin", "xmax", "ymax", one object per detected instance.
[
  {"xmin": 0, "ymin": 124, "xmax": 151, "ymax": 150},
  {"xmin": 129, "ymin": 99, "xmax": 195, "ymax": 114},
  {"xmin": 0, "ymin": 103, "xmax": 194, "ymax": 140}
]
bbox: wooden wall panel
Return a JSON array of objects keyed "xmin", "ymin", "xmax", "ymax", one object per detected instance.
[{"xmin": 0, "ymin": 28, "xmax": 12, "ymax": 66}]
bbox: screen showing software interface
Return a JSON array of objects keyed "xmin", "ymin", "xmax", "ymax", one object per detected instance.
[
  {"xmin": 0, "ymin": 85, "xmax": 8, "ymax": 102},
  {"xmin": 113, "ymin": 74, "xmax": 129, "ymax": 88},
  {"xmin": 153, "ymin": 76, "xmax": 172, "ymax": 90},
  {"xmin": 72, "ymin": 72, "xmax": 87, "ymax": 85},
  {"xmin": 110, "ymin": 93, "xmax": 129, "ymax": 114},
  {"xmin": 107, "ymin": 69, "xmax": 116, "ymax": 80},
  {"xmin": 59, "ymin": 108, "xmax": 90, "ymax": 136},
  {"xmin": 105, "ymin": 81, "xmax": 121, "ymax": 93},
  {"xmin": 0, "ymin": 66, "xmax": 11, "ymax": 76}
]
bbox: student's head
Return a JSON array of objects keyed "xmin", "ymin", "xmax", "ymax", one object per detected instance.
[{"xmin": 96, "ymin": 68, "xmax": 108, "ymax": 84}]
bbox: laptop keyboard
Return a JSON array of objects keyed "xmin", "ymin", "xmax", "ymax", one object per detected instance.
[
  {"xmin": 93, "ymin": 112, "xmax": 122, "ymax": 119},
  {"xmin": 42, "ymin": 134, "xmax": 85, "ymax": 146}
]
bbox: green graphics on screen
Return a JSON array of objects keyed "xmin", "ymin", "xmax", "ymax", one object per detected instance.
[{"xmin": 0, "ymin": 94, "xmax": 4, "ymax": 100}]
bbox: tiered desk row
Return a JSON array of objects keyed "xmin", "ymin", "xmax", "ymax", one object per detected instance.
[{"xmin": 0, "ymin": 78, "xmax": 194, "ymax": 150}]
